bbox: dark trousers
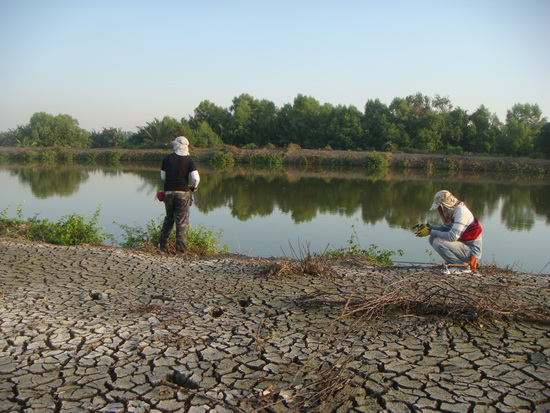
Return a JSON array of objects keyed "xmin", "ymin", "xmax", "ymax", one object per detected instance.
[{"xmin": 159, "ymin": 192, "xmax": 193, "ymax": 252}]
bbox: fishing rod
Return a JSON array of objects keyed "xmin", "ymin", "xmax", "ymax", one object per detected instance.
[
  {"xmin": 392, "ymin": 260, "xmax": 434, "ymax": 266},
  {"xmin": 392, "ymin": 260, "xmax": 471, "ymax": 267}
]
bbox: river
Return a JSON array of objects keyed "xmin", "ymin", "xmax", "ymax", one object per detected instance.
[{"xmin": 1, "ymin": 163, "xmax": 549, "ymax": 274}]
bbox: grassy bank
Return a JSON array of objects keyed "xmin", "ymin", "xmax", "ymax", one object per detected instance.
[
  {"xmin": 0, "ymin": 205, "xmax": 401, "ymax": 264},
  {"xmin": 1, "ymin": 145, "xmax": 549, "ymax": 176},
  {"xmin": 0, "ymin": 205, "xmax": 229, "ymax": 256}
]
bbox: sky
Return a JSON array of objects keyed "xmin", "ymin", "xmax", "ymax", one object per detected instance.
[{"xmin": 0, "ymin": 0, "xmax": 549, "ymax": 133}]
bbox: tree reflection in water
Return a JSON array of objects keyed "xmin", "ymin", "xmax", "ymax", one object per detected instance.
[{"xmin": 2, "ymin": 164, "xmax": 549, "ymax": 272}]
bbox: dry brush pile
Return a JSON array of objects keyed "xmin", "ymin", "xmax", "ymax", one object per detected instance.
[{"xmin": 270, "ymin": 257, "xmax": 550, "ymax": 324}]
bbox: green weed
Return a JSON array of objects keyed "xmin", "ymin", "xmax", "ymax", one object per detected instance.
[
  {"xmin": 117, "ymin": 218, "xmax": 229, "ymax": 256},
  {"xmin": 321, "ymin": 225, "xmax": 403, "ymax": 265},
  {"xmin": 242, "ymin": 153, "xmax": 283, "ymax": 169},
  {"xmin": 208, "ymin": 151, "xmax": 235, "ymax": 169},
  {"xmin": 40, "ymin": 150, "xmax": 59, "ymax": 165},
  {"xmin": 0, "ymin": 205, "xmax": 106, "ymax": 245},
  {"xmin": 364, "ymin": 152, "xmax": 389, "ymax": 172}
]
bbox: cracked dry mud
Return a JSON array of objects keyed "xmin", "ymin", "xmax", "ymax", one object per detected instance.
[{"xmin": 0, "ymin": 238, "xmax": 549, "ymax": 412}]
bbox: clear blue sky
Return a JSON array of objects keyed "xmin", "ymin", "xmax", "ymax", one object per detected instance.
[{"xmin": 1, "ymin": 0, "xmax": 549, "ymax": 132}]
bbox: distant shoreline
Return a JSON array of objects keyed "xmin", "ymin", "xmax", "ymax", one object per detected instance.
[{"xmin": 1, "ymin": 146, "xmax": 549, "ymax": 175}]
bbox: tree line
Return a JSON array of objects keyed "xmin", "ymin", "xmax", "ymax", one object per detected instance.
[{"xmin": 1, "ymin": 93, "xmax": 549, "ymax": 158}]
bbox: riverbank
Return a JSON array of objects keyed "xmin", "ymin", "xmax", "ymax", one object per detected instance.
[
  {"xmin": 1, "ymin": 146, "xmax": 549, "ymax": 176},
  {"xmin": 1, "ymin": 238, "xmax": 548, "ymax": 412}
]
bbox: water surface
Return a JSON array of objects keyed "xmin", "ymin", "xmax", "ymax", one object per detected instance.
[{"xmin": 1, "ymin": 164, "xmax": 548, "ymax": 274}]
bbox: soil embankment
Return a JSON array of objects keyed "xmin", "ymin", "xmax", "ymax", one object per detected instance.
[{"xmin": 2, "ymin": 146, "xmax": 550, "ymax": 174}]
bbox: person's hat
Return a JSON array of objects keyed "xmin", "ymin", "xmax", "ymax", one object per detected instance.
[
  {"xmin": 173, "ymin": 136, "xmax": 189, "ymax": 146},
  {"xmin": 430, "ymin": 190, "xmax": 459, "ymax": 210}
]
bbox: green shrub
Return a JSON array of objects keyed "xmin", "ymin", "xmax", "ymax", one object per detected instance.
[
  {"xmin": 41, "ymin": 150, "xmax": 59, "ymax": 164},
  {"xmin": 187, "ymin": 225, "xmax": 230, "ymax": 256},
  {"xmin": 364, "ymin": 152, "xmax": 388, "ymax": 172},
  {"xmin": 62, "ymin": 152, "xmax": 74, "ymax": 164},
  {"xmin": 329, "ymin": 156, "xmax": 356, "ymax": 168},
  {"xmin": 208, "ymin": 151, "xmax": 235, "ymax": 169},
  {"xmin": 0, "ymin": 205, "xmax": 106, "ymax": 245},
  {"xmin": 242, "ymin": 143, "xmax": 258, "ymax": 150},
  {"xmin": 117, "ymin": 150, "xmax": 164, "ymax": 163},
  {"xmin": 76, "ymin": 152, "xmax": 97, "ymax": 164},
  {"xmin": 444, "ymin": 146, "xmax": 464, "ymax": 155},
  {"xmin": 242, "ymin": 153, "xmax": 283, "ymax": 169},
  {"xmin": 117, "ymin": 218, "xmax": 229, "ymax": 256},
  {"xmin": 439, "ymin": 156, "xmax": 459, "ymax": 172},
  {"xmin": 104, "ymin": 151, "xmax": 121, "ymax": 165},
  {"xmin": 493, "ymin": 160, "xmax": 504, "ymax": 172},
  {"xmin": 395, "ymin": 158, "xmax": 411, "ymax": 169},
  {"xmin": 297, "ymin": 154, "xmax": 325, "ymax": 166},
  {"xmin": 321, "ymin": 226, "xmax": 403, "ymax": 265},
  {"xmin": 421, "ymin": 159, "xmax": 435, "ymax": 174},
  {"xmin": 18, "ymin": 151, "xmax": 40, "ymax": 163},
  {"xmin": 508, "ymin": 162, "xmax": 520, "ymax": 174},
  {"xmin": 382, "ymin": 141, "xmax": 397, "ymax": 152},
  {"xmin": 286, "ymin": 143, "xmax": 301, "ymax": 154},
  {"xmin": 463, "ymin": 161, "xmax": 483, "ymax": 171},
  {"xmin": 329, "ymin": 157, "xmax": 343, "ymax": 168},
  {"xmin": 520, "ymin": 164, "xmax": 544, "ymax": 176},
  {"xmin": 298, "ymin": 155, "xmax": 310, "ymax": 167}
]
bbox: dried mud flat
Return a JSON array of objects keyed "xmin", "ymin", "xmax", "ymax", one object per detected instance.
[{"xmin": 0, "ymin": 238, "xmax": 549, "ymax": 413}]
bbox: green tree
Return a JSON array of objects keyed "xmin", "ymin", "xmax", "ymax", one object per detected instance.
[
  {"xmin": 55, "ymin": 114, "xmax": 91, "ymax": 147},
  {"xmin": 534, "ymin": 122, "xmax": 550, "ymax": 158},
  {"xmin": 432, "ymin": 95, "xmax": 470, "ymax": 151},
  {"xmin": 284, "ymin": 94, "xmax": 332, "ymax": 148},
  {"xmin": 432, "ymin": 94, "xmax": 453, "ymax": 114},
  {"xmin": 0, "ymin": 131, "xmax": 8, "ymax": 146},
  {"xmin": 249, "ymin": 98, "xmax": 278, "ymax": 147},
  {"xmin": 273, "ymin": 103, "xmax": 294, "ymax": 147},
  {"xmin": 190, "ymin": 100, "xmax": 231, "ymax": 141},
  {"xmin": 226, "ymin": 94, "xmax": 278, "ymax": 147},
  {"xmin": 28, "ymin": 112, "xmax": 56, "ymax": 146},
  {"xmin": 192, "ymin": 121, "xmax": 223, "ymax": 147},
  {"xmin": 227, "ymin": 94, "xmax": 255, "ymax": 146},
  {"xmin": 465, "ymin": 106, "xmax": 501, "ymax": 153},
  {"xmin": 132, "ymin": 116, "xmax": 192, "ymax": 147},
  {"xmin": 0, "ymin": 127, "xmax": 34, "ymax": 147},
  {"xmin": 390, "ymin": 94, "xmax": 442, "ymax": 152},
  {"xmin": 363, "ymin": 99, "xmax": 392, "ymax": 150},
  {"xmin": 414, "ymin": 112, "xmax": 444, "ymax": 152},
  {"xmin": 10, "ymin": 112, "xmax": 90, "ymax": 148},
  {"xmin": 498, "ymin": 103, "xmax": 546, "ymax": 156},
  {"xmin": 506, "ymin": 103, "xmax": 546, "ymax": 129},
  {"xmin": 441, "ymin": 107, "xmax": 469, "ymax": 150},
  {"xmin": 90, "ymin": 128, "xmax": 127, "ymax": 148},
  {"xmin": 326, "ymin": 105, "xmax": 363, "ymax": 150},
  {"xmin": 361, "ymin": 99, "xmax": 411, "ymax": 151}
]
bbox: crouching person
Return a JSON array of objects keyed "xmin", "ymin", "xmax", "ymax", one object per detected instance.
[{"xmin": 414, "ymin": 190, "xmax": 482, "ymax": 273}]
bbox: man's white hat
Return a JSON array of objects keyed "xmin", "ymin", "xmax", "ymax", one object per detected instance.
[
  {"xmin": 172, "ymin": 136, "xmax": 190, "ymax": 155},
  {"xmin": 173, "ymin": 136, "xmax": 189, "ymax": 146}
]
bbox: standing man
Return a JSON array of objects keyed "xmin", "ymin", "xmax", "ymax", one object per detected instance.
[
  {"xmin": 159, "ymin": 136, "xmax": 200, "ymax": 253},
  {"xmin": 414, "ymin": 190, "xmax": 482, "ymax": 273}
]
